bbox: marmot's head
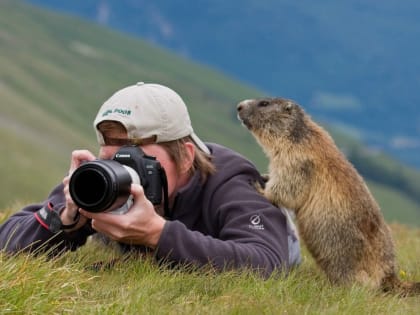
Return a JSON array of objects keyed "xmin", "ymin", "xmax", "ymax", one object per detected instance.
[{"xmin": 237, "ymin": 98, "xmax": 310, "ymax": 146}]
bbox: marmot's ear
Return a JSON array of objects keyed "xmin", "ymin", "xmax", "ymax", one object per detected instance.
[{"xmin": 285, "ymin": 101, "xmax": 293, "ymax": 111}]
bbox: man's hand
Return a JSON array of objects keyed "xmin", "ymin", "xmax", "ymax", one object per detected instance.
[
  {"xmin": 80, "ymin": 184, "xmax": 166, "ymax": 249},
  {"xmin": 61, "ymin": 150, "xmax": 97, "ymax": 231}
]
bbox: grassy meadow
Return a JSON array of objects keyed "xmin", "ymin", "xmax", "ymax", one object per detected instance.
[
  {"xmin": 0, "ymin": 3, "xmax": 419, "ymax": 313},
  {"xmin": 1, "ymin": 203, "xmax": 419, "ymax": 314}
]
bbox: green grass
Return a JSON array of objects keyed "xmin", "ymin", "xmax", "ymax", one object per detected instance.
[
  {"xmin": 368, "ymin": 181, "xmax": 420, "ymax": 227},
  {"xmin": 1, "ymin": 205, "xmax": 419, "ymax": 314},
  {"xmin": 1, "ymin": 3, "xmax": 419, "ymax": 313}
]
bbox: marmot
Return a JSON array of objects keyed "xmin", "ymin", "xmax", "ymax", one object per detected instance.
[{"xmin": 237, "ymin": 97, "xmax": 420, "ymax": 296}]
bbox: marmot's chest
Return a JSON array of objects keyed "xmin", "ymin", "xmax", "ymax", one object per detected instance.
[{"xmin": 266, "ymin": 156, "xmax": 315, "ymax": 210}]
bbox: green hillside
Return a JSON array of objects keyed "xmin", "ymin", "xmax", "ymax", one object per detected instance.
[
  {"xmin": 0, "ymin": 0, "xmax": 263, "ymax": 204},
  {"xmin": 1, "ymin": 0, "xmax": 419, "ymax": 226}
]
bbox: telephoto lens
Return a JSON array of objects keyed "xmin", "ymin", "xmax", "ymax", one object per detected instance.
[{"xmin": 69, "ymin": 160, "xmax": 140, "ymax": 213}]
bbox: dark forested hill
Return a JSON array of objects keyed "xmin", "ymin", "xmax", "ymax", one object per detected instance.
[{"xmin": 25, "ymin": 0, "xmax": 420, "ymax": 169}]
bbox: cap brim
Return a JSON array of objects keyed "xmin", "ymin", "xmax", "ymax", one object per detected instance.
[{"xmin": 191, "ymin": 133, "xmax": 210, "ymax": 154}]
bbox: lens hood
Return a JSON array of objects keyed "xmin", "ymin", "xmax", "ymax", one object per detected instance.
[{"xmin": 69, "ymin": 160, "xmax": 133, "ymax": 212}]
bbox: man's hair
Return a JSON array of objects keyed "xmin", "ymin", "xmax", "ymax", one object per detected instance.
[
  {"xmin": 160, "ymin": 136, "xmax": 216, "ymax": 182},
  {"xmin": 98, "ymin": 121, "xmax": 215, "ymax": 182}
]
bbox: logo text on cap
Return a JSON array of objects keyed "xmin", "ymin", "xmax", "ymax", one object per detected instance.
[{"xmin": 102, "ymin": 108, "xmax": 132, "ymax": 117}]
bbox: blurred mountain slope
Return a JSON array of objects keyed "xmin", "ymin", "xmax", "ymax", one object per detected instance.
[{"xmin": 25, "ymin": 0, "xmax": 420, "ymax": 169}]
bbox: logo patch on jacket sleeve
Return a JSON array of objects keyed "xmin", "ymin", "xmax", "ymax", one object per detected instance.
[{"xmin": 249, "ymin": 214, "xmax": 265, "ymax": 230}]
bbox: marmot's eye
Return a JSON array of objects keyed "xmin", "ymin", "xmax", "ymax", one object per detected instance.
[{"xmin": 258, "ymin": 100, "xmax": 270, "ymax": 107}]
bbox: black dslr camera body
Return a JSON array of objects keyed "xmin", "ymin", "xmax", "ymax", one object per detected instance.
[{"xmin": 69, "ymin": 146, "xmax": 166, "ymax": 213}]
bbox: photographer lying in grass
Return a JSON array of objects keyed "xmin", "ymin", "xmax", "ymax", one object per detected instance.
[{"xmin": 0, "ymin": 82, "xmax": 300, "ymax": 277}]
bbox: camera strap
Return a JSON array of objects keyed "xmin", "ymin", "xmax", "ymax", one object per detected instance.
[
  {"xmin": 34, "ymin": 202, "xmax": 80, "ymax": 233},
  {"xmin": 159, "ymin": 168, "xmax": 170, "ymax": 218}
]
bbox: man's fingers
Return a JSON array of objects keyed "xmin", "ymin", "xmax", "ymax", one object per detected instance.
[
  {"xmin": 130, "ymin": 184, "xmax": 152, "ymax": 209},
  {"xmin": 69, "ymin": 150, "xmax": 96, "ymax": 174}
]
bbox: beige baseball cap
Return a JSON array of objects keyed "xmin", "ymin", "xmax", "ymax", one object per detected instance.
[{"xmin": 94, "ymin": 82, "xmax": 209, "ymax": 154}]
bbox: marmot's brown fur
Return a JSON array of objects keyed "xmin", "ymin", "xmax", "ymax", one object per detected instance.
[{"xmin": 237, "ymin": 97, "xmax": 419, "ymax": 296}]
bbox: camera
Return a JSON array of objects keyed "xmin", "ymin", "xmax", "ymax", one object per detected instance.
[{"xmin": 69, "ymin": 146, "xmax": 166, "ymax": 213}]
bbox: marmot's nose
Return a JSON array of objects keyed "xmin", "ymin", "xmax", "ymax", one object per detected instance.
[{"xmin": 237, "ymin": 100, "xmax": 249, "ymax": 112}]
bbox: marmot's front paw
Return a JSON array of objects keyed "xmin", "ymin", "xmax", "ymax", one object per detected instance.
[
  {"xmin": 254, "ymin": 179, "xmax": 266, "ymax": 195},
  {"xmin": 261, "ymin": 173, "xmax": 269, "ymax": 183}
]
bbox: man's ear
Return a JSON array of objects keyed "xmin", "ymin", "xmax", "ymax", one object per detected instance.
[{"xmin": 181, "ymin": 142, "xmax": 195, "ymax": 174}]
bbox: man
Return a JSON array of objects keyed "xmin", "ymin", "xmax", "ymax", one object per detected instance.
[{"xmin": 0, "ymin": 82, "xmax": 300, "ymax": 277}]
